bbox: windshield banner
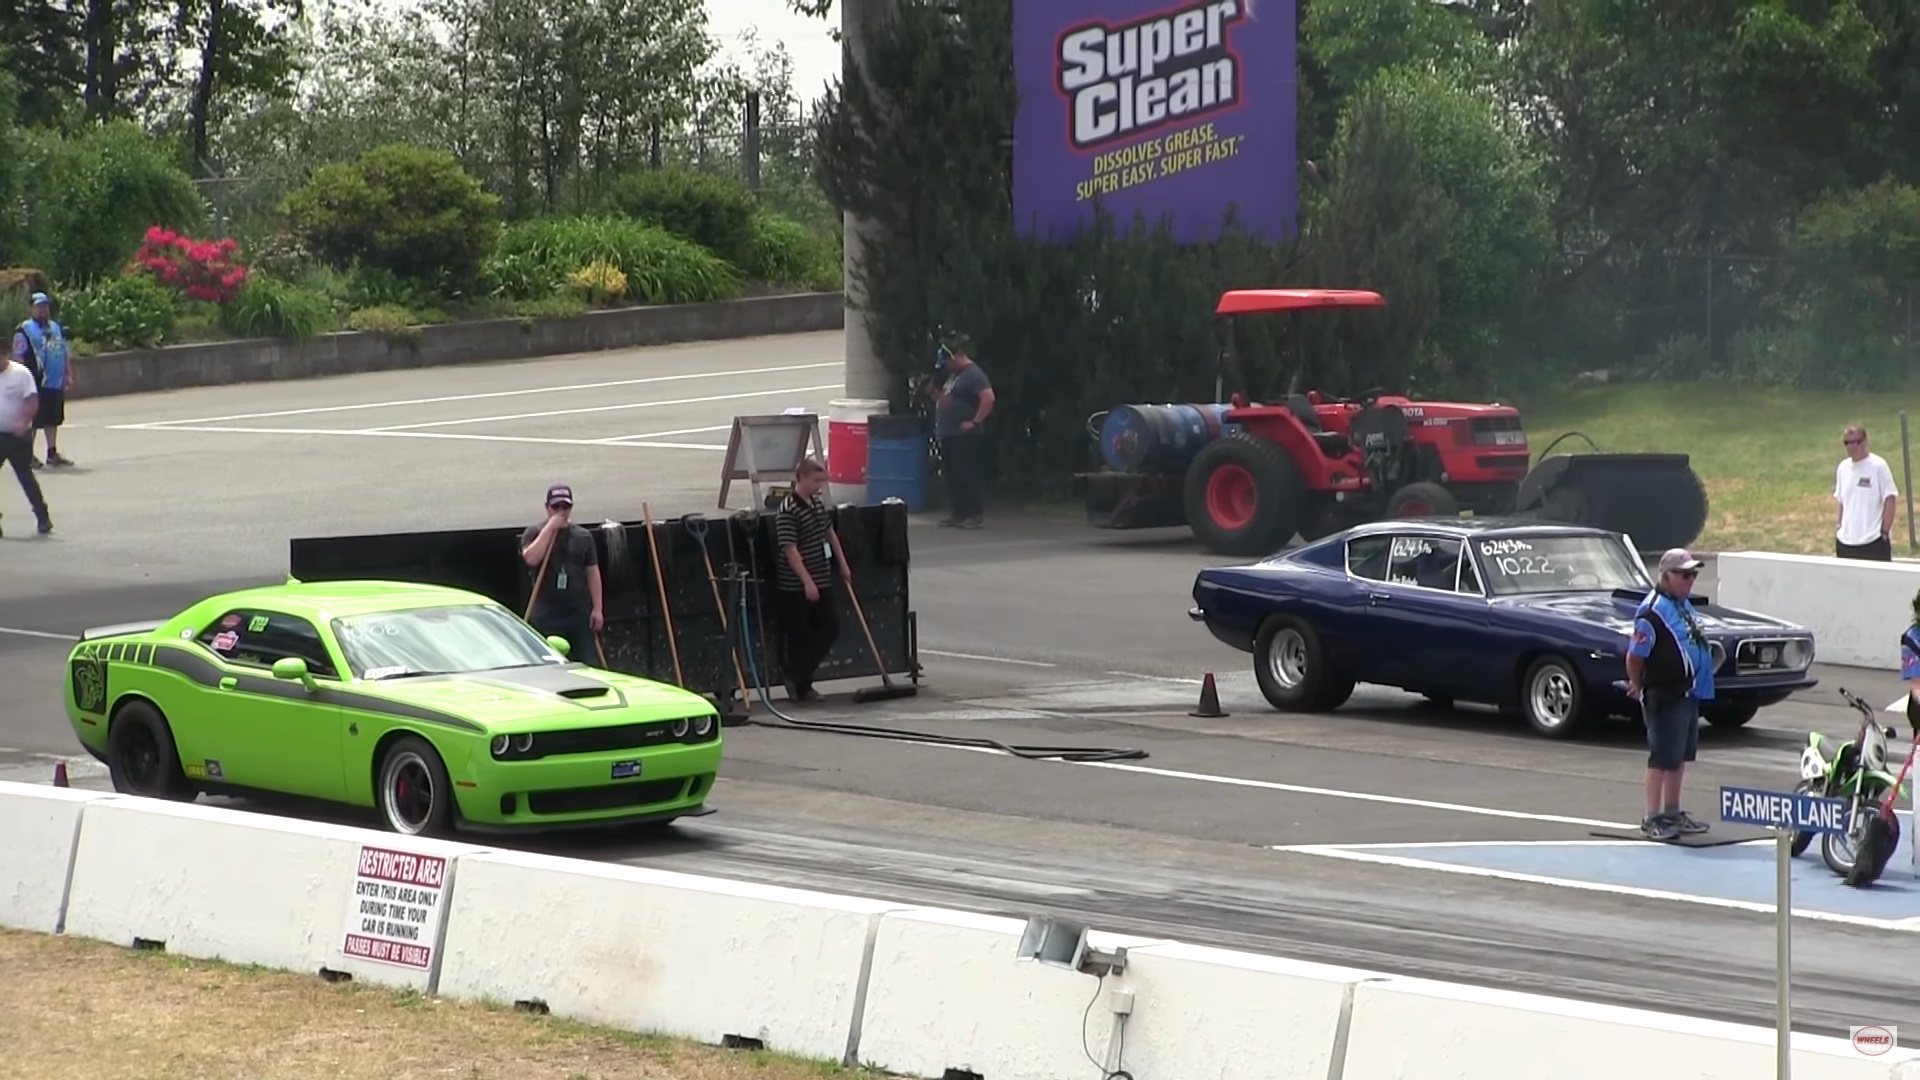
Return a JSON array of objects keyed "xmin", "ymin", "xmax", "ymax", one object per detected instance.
[{"xmin": 1012, "ymin": 0, "xmax": 1298, "ymax": 246}]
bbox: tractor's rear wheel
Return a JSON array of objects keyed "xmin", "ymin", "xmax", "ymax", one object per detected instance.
[{"xmin": 1185, "ymin": 434, "xmax": 1308, "ymax": 556}]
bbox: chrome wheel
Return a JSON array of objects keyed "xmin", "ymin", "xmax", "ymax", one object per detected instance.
[
  {"xmin": 1530, "ymin": 665, "xmax": 1576, "ymax": 729},
  {"xmin": 382, "ymin": 750, "xmax": 435, "ymax": 835},
  {"xmin": 1267, "ymin": 628, "xmax": 1308, "ymax": 690}
]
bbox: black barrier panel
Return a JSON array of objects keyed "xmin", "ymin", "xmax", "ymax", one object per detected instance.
[{"xmin": 288, "ymin": 503, "xmax": 917, "ymax": 701}]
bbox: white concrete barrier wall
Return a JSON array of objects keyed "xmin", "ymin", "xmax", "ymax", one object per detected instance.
[
  {"xmin": 1715, "ymin": 551, "xmax": 1920, "ymax": 670},
  {"xmin": 435, "ymin": 850, "xmax": 903, "ymax": 1062},
  {"xmin": 852, "ymin": 906, "xmax": 1180, "ymax": 1080},
  {"xmin": 1342, "ymin": 975, "xmax": 1920, "ymax": 1080},
  {"xmin": 62, "ymin": 795, "xmax": 493, "ymax": 992},
  {"xmin": 18, "ymin": 791, "xmax": 1920, "ymax": 1078},
  {"xmin": 0, "ymin": 780, "xmax": 118, "ymax": 934}
]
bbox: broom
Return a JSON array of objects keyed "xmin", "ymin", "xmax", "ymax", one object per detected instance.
[
  {"xmin": 641, "ymin": 502, "xmax": 685, "ymax": 686},
  {"xmin": 846, "ymin": 563, "xmax": 917, "ymax": 704},
  {"xmin": 1846, "ymin": 723, "xmax": 1918, "ymax": 887}
]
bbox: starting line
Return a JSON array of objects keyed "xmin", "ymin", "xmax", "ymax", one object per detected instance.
[{"xmin": 1276, "ymin": 817, "xmax": 1920, "ymax": 933}]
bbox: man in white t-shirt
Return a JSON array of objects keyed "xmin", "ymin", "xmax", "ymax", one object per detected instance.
[
  {"xmin": 0, "ymin": 350, "xmax": 51, "ymax": 536},
  {"xmin": 1835, "ymin": 423, "xmax": 1896, "ymax": 560}
]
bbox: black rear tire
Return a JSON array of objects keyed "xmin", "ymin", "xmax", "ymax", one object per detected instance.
[
  {"xmin": 1185, "ymin": 434, "xmax": 1308, "ymax": 556},
  {"xmin": 1704, "ymin": 703, "xmax": 1759, "ymax": 728},
  {"xmin": 106, "ymin": 700, "xmax": 197, "ymax": 801},
  {"xmin": 1252, "ymin": 617, "xmax": 1355, "ymax": 712}
]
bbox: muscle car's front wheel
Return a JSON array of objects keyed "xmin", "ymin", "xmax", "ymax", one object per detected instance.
[
  {"xmin": 1519, "ymin": 655, "xmax": 1592, "ymax": 738},
  {"xmin": 1254, "ymin": 617, "xmax": 1354, "ymax": 712},
  {"xmin": 377, "ymin": 736, "xmax": 454, "ymax": 837}
]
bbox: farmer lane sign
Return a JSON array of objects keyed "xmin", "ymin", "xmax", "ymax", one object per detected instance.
[
  {"xmin": 1013, "ymin": 0, "xmax": 1297, "ymax": 246},
  {"xmin": 1719, "ymin": 785, "xmax": 1852, "ymax": 834}
]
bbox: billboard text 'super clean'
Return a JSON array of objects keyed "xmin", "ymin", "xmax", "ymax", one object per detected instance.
[{"xmin": 1056, "ymin": 0, "xmax": 1245, "ymax": 151}]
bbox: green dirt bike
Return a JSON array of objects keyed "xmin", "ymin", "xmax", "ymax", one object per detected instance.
[{"xmin": 1790, "ymin": 687, "xmax": 1906, "ymax": 879}]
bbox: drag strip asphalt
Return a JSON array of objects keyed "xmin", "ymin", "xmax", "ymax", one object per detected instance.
[{"xmin": 4, "ymin": 330, "xmax": 1917, "ymax": 1042}]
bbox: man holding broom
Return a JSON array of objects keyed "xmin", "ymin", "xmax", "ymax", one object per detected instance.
[
  {"xmin": 774, "ymin": 457, "xmax": 851, "ymax": 701},
  {"xmin": 520, "ymin": 482, "xmax": 604, "ymax": 664}
]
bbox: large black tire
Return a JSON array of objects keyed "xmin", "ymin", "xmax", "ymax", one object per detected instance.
[
  {"xmin": 106, "ymin": 700, "xmax": 197, "ymax": 802},
  {"xmin": 375, "ymin": 735, "xmax": 457, "ymax": 838},
  {"xmin": 1844, "ymin": 810, "xmax": 1901, "ymax": 887},
  {"xmin": 1252, "ymin": 616, "xmax": 1355, "ymax": 712},
  {"xmin": 1517, "ymin": 654, "xmax": 1594, "ymax": 738},
  {"xmin": 1185, "ymin": 433, "xmax": 1308, "ymax": 556},
  {"xmin": 1385, "ymin": 481, "xmax": 1460, "ymax": 519}
]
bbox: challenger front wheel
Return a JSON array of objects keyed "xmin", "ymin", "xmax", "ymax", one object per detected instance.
[{"xmin": 377, "ymin": 736, "xmax": 454, "ymax": 837}]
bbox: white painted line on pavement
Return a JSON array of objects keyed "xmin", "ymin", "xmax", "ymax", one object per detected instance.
[
  {"xmin": 0, "ymin": 626, "xmax": 79, "ymax": 642},
  {"xmin": 354, "ymin": 384, "xmax": 841, "ymax": 432},
  {"xmin": 1273, "ymin": 843, "xmax": 1920, "ymax": 934},
  {"xmin": 99, "ymin": 424, "xmax": 728, "ymax": 452},
  {"xmin": 592, "ymin": 424, "xmax": 734, "ymax": 444},
  {"xmin": 117, "ymin": 361, "xmax": 843, "ymax": 427},
  {"xmin": 1068, "ymin": 760, "xmax": 1640, "ymax": 830},
  {"xmin": 1107, "ymin": 670, "xmax": 1205, "ymax": 685},
  {"xmin": 920, "ymin": 649, "xmax": 1058, "ymax": 668}
]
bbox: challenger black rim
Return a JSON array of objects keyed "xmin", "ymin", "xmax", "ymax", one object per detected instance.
[
  {"xmin": 384, "ymin": 751, "xmax": 434, "ymax": 833},
  {"xmin": 119, "ymin": 725, "xmax": 160, "ymax": 789}
]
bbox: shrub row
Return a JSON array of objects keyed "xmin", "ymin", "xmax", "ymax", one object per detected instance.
[{"xmin": 3, "ymin": 139, "xmax": 842, "ymax": 355}]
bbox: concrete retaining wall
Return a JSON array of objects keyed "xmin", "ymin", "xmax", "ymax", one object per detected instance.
[
  {"xmin": 6, "ymin": 779, "xmax": 1919, "ymax": 1079},
  {"xmin": 70, "ymin": 291, "xmax": 845, "ymax": 400}
]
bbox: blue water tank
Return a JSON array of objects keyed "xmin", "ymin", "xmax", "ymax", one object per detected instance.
[
  {"xmin": 1097, "ymin": 403, "xmax": 1233, "ymax": 473},
  {"xmin": 865, "ymin": 413, "xmax": 931, "ymax": 511}
]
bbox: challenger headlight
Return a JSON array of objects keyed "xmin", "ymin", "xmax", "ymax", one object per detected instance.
[
  {"xmin": 490, "ymin": 735, "xmax": 510, "ymax": 757},
  {"xmin": 672, "ymin": 717, "xmax": 690, "ymax": 738},
  {"xmin": 512, "ymin": 733, "xmax": 534, "ymax": 753},
  {"xmin": 693, "ymin": 714, "xmax": 714, "ymax": 738}
]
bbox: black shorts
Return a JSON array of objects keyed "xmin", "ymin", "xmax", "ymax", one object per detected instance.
[
  {"xmin": 33, "ymin": 388, "xmax": 65, "ymax": 429},
  {"xmin": 1835, "ymin": 534, "xmax": 1892, "ymax": 561}
]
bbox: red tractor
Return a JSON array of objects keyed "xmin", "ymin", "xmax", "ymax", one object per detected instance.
[{"xmin": 1076, "ymin": 288, "xmax": 1709, "ymax": 557}]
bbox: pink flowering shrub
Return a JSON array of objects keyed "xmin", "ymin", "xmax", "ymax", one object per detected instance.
[{"xmin": 128, "ymin": 226, "xmax": 250, "ymax": 305}]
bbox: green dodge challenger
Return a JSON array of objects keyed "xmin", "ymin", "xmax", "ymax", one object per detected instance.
[{"xmin": 63, "ymin": 579, "xmax": 724, "ymax": 836}]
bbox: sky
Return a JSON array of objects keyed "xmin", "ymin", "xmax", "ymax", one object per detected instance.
[{"xmin": 708, "ymin": 0, "xmax": 842, "ymax": 104}]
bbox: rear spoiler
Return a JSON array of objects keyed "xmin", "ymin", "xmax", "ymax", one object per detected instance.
[{"xmin": 78, "ymin": 620, "xmax": 165, "ymax": 642}]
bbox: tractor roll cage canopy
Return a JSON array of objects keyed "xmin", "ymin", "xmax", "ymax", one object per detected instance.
[{"xmin": 1212, "ymin": 289, "xmax": 1389, "ymax": 401}]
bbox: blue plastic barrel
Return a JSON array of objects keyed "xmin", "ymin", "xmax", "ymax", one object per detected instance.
[
  {"xmin": 1097, "ymin": 403, "xmax": 1232, "ymax": 473},
  {"xmin": 865, "ymin": 413, "xmax": 931, "ymax": 511}
]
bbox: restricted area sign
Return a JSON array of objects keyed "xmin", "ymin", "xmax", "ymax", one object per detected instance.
[{"xmin": 339, "ymin": 845, "xmax": 449, "ymax": 971}]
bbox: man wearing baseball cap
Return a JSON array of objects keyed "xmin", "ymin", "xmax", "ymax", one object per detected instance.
[
  {"xmin": 518, "ymin": 483, "xmax": 603, "ymax": 664},
  {"xmin": 13, "ymin": 291, "xmax": 74, "ymax": 468},
  {"xmin": 1624, "ymin": 548, "xmax": 1716, "ymax": 840}
]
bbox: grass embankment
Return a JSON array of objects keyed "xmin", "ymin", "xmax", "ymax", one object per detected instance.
[
  {"xmin": 0, "ymin": 927, "xmax": 874, "ymax": 1080},
  {"xmin": 1520, "ymin": 380, "xmax": 1920, "ymax": 555}
]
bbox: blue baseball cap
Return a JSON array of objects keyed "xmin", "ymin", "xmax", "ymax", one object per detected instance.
[{"xmin": 29, "ymin": 292, "xmax": 48, "ymax": 306}]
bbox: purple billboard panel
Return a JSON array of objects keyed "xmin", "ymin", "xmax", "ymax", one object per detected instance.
[{"xmin": 1013, "ymin": 0, "xmax": 1298, "ymax": 245}]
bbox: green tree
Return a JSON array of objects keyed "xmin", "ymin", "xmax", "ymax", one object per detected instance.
[{"xmin": 282, "ymin": 142, "xmax": 502, "ymax": 293}]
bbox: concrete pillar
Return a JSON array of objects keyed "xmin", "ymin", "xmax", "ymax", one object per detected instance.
[{"xmin": 840, "ymin": 0, "xmax": 891, "ymax": 401}]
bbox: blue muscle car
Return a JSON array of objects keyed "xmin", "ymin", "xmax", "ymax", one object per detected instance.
[{"xmin": 1188, "ymin": 518, "xmax": 1819, "ymax": 738}]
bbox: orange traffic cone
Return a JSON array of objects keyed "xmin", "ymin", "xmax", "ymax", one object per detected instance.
[
  {"xmin": 52, "ymin": 761, "xmax": 68, "ymax": 787},
  {"xmin": 1189, "ymin": 672, "xmax": 1228, "ymax": 718}
]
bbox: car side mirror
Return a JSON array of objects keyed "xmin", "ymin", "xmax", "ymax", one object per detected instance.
[
  {"xmin": 546, "ymin": 635, "xmax": 571, "ymax": 657},
  {"xmin": 272, "ymin": 656, "xmax": 317, "ymax": 691}
]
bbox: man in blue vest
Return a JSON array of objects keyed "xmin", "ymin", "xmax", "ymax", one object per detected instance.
[
  {"xmin": 1624, "ymin": 548, "xmax": 1717, "ymax": 840},
  {"xmin": 14, "ymin": 292, "xmax": 74, "ymax": 468}
]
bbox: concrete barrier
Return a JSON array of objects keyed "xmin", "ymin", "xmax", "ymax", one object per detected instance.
[
  {"xmin": 61, "ymin": 795, "xmax": 491, "ymax": 991},
  {"xmin": 1715, "ymin": 551, "xmax": 1920, "ymax": 670},
  {"xmin": 852, "ymin": 906, "xmax": 1181, "ymax": 1080},
  {"xmin": 0, "ymin": 781, "xmax": 118, "ymax": 933},
  {"xmin": 435, "ymin": 850, "xmax": 906, "ymax": 1063},
  {"xmin": 1341, "ymin": 975, "xmax": 1920, "ymax": 1080},
  {"xmin": 18, "ymin": 790, "xmax": 1920, "ymax": 1076},
  {"xmin": 71, "ymin": 291, "xmax": 845, "ymax": 400}
]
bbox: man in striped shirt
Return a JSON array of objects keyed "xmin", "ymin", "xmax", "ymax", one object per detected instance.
[{"xmin": 773, "ymin": 457, "xmax": 851, "ymax": 701}]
